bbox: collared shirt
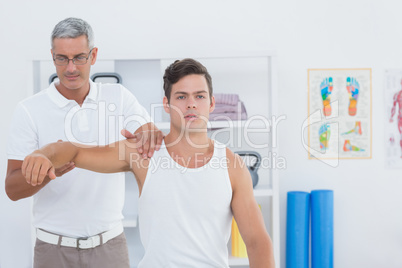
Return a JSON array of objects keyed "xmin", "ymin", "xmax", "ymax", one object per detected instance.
[{"xmin": 7, "ymin": 80, "xmax": 150, "ymax": 238}]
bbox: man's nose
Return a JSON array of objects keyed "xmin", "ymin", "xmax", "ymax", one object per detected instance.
[
  {"xmin": 66, "ymin": 60, "xmax": 77, "ymax": 72},
  {"xmin": 187, "ymin": 99, "xmax": 196, "ymax": 109}
]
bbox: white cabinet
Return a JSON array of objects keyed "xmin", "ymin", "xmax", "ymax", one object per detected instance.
[{"xmin": 32, "ymin": 52, "xmax": 280, "ymax": 268}]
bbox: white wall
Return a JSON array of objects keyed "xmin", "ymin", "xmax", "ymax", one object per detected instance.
[
  {"xmin": 272, "ymin": 1, "xmax": 402, "ymax": 267},
  {"xmin": 1, "ymin": 1, "xmax": 402, "ymax": 267}
]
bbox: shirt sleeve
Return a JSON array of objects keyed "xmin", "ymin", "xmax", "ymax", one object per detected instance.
[
  {"xmin": 7, "ymin": 102, "xmax": 39, "ymax": 161},
  {"xmin": 120, "ymin": 85, "xmax": 152, "ymax": 134}
]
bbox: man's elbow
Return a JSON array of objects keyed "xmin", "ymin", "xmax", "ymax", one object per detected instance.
[
  {"xmin": 5, "ymin": 185, "xmax": 20, "ymax": 201},
  {"xmin": 249, "ymin": 237, "xmax": 274, "ymax": 255},
  {"xmin": 246, "ymin": 234, "xmax": 275, "ymax": 266},
  {"xmin": 5, "ymin": 177, "xmax": 23, "ymax": 201},
  {"xmin": 7, "ymin": 195, "xmax": 20, "ymax": 202}
]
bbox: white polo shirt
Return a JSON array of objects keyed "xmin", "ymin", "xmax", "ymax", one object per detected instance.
[{"xmin": 7, "ymin": 80, "xmax": 150, "ymax": 238}]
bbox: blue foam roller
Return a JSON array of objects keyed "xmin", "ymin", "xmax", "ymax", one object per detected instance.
[
  {"xmin": 286, "ymin": 191, "xmax": 310, "ymax": 268},
  {"xmin": 311, "ymin": 190, "xmax": 334, "ymax": 268}
]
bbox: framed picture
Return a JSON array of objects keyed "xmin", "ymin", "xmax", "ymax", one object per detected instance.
[
  {"xmin": 307, "ymin": 68, "xmax": 372, "ymax": 160},
  {"xmin": 384, "ymin": 69, "xmax": 402, "ymax": 168}
]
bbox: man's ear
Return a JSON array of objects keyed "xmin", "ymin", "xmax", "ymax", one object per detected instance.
[
  {"xmin": 163, "ymin": 96, "xmax": 170, "ymax": 114},
  {"xmin": 209, "ymin": 95, "xmax": 215, "ymax": 113},
  {"xmin": 50, "ymin": 49, "xmax": 55, "ymax": 65},
  {"xmin": 90, "ymin": 47, "xmax": 98, "ymax": 65}
]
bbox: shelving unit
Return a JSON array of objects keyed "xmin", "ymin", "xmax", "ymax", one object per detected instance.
[
  {"xmin": 229, "ymin": 256, "xmax": 250, "ymax": 266},
  {"xmin": 32, "ymin": 52, "xmax": 280, "ymax": 268},
  {"xmin": 155, "ymin": 119, "xmax": 271, "ymax": 130},
  {"xmin": 122, "ymin": 218, "xmax": 138, "ymax": 228}
]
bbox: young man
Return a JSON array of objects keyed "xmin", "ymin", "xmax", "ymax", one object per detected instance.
[
  {"xmin": 22, "ymin": 58, "xmax": 275, "ymax": 267},
  {"xmin": 5, "ymin": 17, "xmax": 163, "ymax": 267}
]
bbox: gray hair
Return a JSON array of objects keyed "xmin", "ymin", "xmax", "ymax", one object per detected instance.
[{"xmin": 51, "ymin": 17, "xmax": 94, "ymax": 49}]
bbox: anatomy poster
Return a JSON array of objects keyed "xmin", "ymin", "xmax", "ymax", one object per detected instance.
[
  {"xmin": 307, "ymin": 69, "xmax": 372, "ymax": 160},
  {"xmin": 384, "ymin": 69, "xmax": 402, "ymax": 168}
]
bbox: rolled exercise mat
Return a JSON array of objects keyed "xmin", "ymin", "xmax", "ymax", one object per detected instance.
[
  {"xmin": 311, "ymin": 190, "xmax": 334, "ymax": 268},
  {"xmin": 286, "ymin": 191, "xmax": 310, "ymax": 268}
]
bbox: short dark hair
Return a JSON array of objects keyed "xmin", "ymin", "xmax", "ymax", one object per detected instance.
[{"xmin": 163, "ymin": 58, "xmax": 213, "ymax": 103}]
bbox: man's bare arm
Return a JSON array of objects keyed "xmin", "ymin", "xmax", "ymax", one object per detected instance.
[
  {"xmin": 6, "ymin": 160, "xmax": 51, "ymax": 201},
  {"xmin": 22, "ymin": 141, "xmax": 135, "ymax": 187},
  {"xmin": 5, "ymin": 160, "xmax": 75, "ymax": 201},
  {"xmin": 228, "ymin": 150, "xmax": 275, "ymax": 268}
]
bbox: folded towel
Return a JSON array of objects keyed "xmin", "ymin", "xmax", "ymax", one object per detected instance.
[
  {"xmin": 209, "ymin": 102, "xmax": 247, "ymax": 121},
  {"xmin": 212, "ymin": 101, "xmax": 247, "ymax": 114},
  {"xmin": 213, "ymin": 103, "xmax": 241, "ymax": 114},
  {"xmin": 214, "ymin": 94, "xmax": 239, "ymax": 106}
]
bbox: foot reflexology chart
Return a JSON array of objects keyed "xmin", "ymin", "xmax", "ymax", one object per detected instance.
[
  {"xmin": 308, "ymin": 69, "xmax": 372, "ymax": 159},
  {"xmin": 384, "ymin": 69, "xmax": 402, "ymax": 168}
]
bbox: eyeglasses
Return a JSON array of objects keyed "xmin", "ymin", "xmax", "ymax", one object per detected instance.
[{"xmin": 53, "ymin": 48, "xmax": 94, "ymax": 66}]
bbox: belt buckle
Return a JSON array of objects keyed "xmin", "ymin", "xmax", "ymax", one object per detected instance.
[{"xmin": 76, "ymin": 237, "xmax": 90, "ymax": 250}]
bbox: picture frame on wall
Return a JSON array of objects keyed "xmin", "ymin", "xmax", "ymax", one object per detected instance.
[{"xmin": 307, "ymin": 68, "xmax": 372, "ymax": 160}]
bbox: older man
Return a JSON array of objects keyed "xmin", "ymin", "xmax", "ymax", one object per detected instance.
[{"xmin": 5, "ymin": 17, "xmax": 163, "ymax": 267}]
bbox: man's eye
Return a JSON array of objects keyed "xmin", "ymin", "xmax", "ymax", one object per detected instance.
[
  {"xmin": 75, "ymin": 56, "xmax": 86, "ymax": 61},
  {"xmin": 197, "ymin": 95, "xmax": 205, "ymax": 99},
  {"xmin": 56, "ymin": 57, "xmax": 67, "ymax": 61},
  {"xmin": 177, "ymin": 96, "xmax": 185, "ymax": 99}
]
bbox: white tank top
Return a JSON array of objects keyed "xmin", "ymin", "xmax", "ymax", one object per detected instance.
[{"xmin": 138, "ymin": 140, "xmax": 233, "ymax": 268}]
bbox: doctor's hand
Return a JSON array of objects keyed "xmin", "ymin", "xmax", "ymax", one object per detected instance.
[
  {"xmin": 54, "ymin": 162, "xmax": 75, "ymax": 177},
  {"xmin": 53, "ymin": 140, "xmax": 75, "ymax": 177},
  {"xmin": 121, "ymin": 128, "xmax": 164, "ymax": 159},
  {"xmin": 22, "ymin": 153, "xmax": 57, "ymax": 186}
]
